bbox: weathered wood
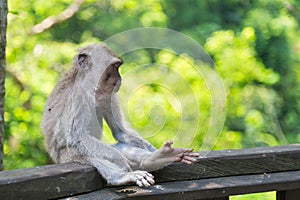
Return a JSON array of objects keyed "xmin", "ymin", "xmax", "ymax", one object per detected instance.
[
  {"xmin": 153, "ymin": 144, "xmax": 300, "ymax": 182},
  {"xmin": 72, "ymin": 170, "xmax": 300, "ymax": 200},
  {"xmin": 0, "ymin": 144, "xmax": 300, "ymax": 199},
  {"xmin": 277, "ymin": 189, "xmax": 300, "ymax": 200},
  {"xmin": 0, "ymin": 163, "xmax": 104, "ymax": 200}
]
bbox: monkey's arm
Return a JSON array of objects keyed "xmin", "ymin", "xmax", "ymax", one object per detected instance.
[
  {"xmin": 100, "ymin": 95, "xmax": 156, "ymax": 152},
  {"xmin": 96, "ymin": 95, "xmax": 200, "ymax": 173}
]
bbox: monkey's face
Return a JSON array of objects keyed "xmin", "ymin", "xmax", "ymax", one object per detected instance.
[
  {"xmin": 77, "ymin": 44, "xmax": 123, "ymax": 95},
  {"xmin": 85, "ymin": 44, "xmax": 123, "ymax": 95},
  {"xmin": 98, "ymin": 60, "xmax": 123, "ymax": 94}
]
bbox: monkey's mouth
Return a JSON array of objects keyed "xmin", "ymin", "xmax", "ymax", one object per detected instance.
[
  {"xmin": 112, "ymin": 80, "xmax": 121, "ymax": 92},
  {"xmin": 96, "ymin": 73, "xmax": 122, "ymax": 94}
]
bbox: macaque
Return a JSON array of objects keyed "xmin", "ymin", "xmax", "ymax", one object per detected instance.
[{"xmin": 41, "ymin": 43, "xmax": 199, "ymax": 187}]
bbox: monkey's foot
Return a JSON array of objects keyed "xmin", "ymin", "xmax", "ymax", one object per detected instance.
[
  {"xmin": 141, "ymin": 140, "xmax": 200, "ymax": 171},
  {"xmin": 117, "ymin": 170, "xmax": 155, "ymax": 188}
]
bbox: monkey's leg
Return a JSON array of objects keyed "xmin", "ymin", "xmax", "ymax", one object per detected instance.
[
  {"xmin": 114, "ymin": 140, "xmax": 200, "ymax": 172},
  {"xmin": 68, "ymin": 135, "xmax": 155, "ymax": 187},
  {"xmin": 89, "ymin": 157, "xmax": 155, "ymax": 187},
  {"xmin": 113, "ymin": 142, "xmax": 152, "ymax": 170}
]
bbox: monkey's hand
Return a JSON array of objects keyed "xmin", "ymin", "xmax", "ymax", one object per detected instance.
[
  {"xmin": 112, "ymin": 170, "xmax": 155, "ymax": 188},
  {"xmin": 140, "ymin": 140, "xmax": 200, "ymax": 171}
]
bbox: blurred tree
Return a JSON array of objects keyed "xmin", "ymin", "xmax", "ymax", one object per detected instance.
[
  {"xmin": 162, "ymin": 0, "xmax": 300, "ymax": 148},
  {"xmin": 0, "ymin": 0, "xmax": 7, "ymax": 171},
  {"xmin": 243, "ymin": 0, "xmax": 300, "ymax": 142}
]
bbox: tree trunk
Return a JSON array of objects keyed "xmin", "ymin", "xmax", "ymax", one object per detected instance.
[{"xmin": 0, "ymin": 0, "xmax": 7, "ymax": 171}]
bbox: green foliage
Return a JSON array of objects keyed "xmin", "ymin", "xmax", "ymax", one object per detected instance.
[
  {"xmin": 5, "ymin": 1, "xmax": 300, "ymax": 187},
  {"xmin": 205, "ymin": 27, "xmax": 284, "ymax": 148},
  {"xmin": 231, "ymin": 191, "xmax": 275, "ymax": 200},
  {"xmin": 117, "ymin": 50, "xmax": 211, "ymax": 149}
]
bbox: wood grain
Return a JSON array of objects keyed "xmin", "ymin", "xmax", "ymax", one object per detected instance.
[
  {"xmin": 73, "ymin": 170, "xmax": 300, "ymax": 200},
  {"xmin": 0, "ymin": 144, "xmax": 300, "ymax": 199},
  {"xmin": 0, "ymin": 163, "xmax": 103, "ymax": 200},
  {"xmin": 153, "ymin": 144, "xmax": 300, "ymax": 182}
]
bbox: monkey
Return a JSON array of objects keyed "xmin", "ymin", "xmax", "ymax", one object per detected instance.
[{"xmin": 41, "ymin": 43, "xmax": 199, "ymax": 187}]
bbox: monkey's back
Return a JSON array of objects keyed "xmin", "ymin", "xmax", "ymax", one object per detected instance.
[{"xmin": 41, "ymin": 66, "xmax": 79, "ymax": 162}]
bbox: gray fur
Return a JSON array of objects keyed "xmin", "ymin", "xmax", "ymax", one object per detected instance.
[{"xmin": 41, "ymin": 43, "xmax": 199, "ymax": 187}]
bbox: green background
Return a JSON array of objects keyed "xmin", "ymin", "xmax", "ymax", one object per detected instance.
[{"xmin": 5, "ymin": 1, "xmax": 300, "ymax": 199}]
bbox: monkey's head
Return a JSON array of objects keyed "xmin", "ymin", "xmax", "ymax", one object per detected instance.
[{"xmin": 76, "ymin": 44, "xmax": 123, "ymax": 95}]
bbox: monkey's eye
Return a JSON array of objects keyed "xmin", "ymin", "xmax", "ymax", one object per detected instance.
[{"xmin": 113, "ymin": 61, "xmax": 122, "ymax": 68}]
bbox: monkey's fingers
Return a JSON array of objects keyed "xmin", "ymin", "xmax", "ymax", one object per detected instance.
[
  {"xmin": 136, "ymin": 174, "xmax": 155, "ymax": 185},
  {"xmin": 162, "ymin": 140, "xmax": 173, "ymax": 148},
  {"xmin": 136, "ymin": 177, "xmax": 153, "ymax": 188},
  {"xmin": 181, "ymin": 159, "xmax": 193, "ymax": 164},
  {"xmin": 182, "ymin": 148, "xmax": 194, "ymax": 153},
  {"xmin": 136, "ymin": 180, "xmax": 144, "ymax": 187},
  {"xmin": 133, "ymin": 171, "xmax": 155, "ymax": 188},
  {"xmin": 184, "ymin": 152, "xmax": 200, "ymax": 157},
  {"xmin": 143, "ymin": 172, "xmax": 155, "ymax": 186},
  {"xmin": 182, "ymin": 155, "xmax": 198, "ymax": 163},
  {"xmin": 179, "ymin": 152, "xmax": 200, "ymax": 164},
  {"xmin": 141, "ymin": 178, "xmax": 151, "ymax": 188},
  {"xmin": 145, "ymin": 172, "xmax": 154, "ymax": 179}
]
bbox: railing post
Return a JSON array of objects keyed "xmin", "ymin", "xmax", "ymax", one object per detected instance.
[{"xmin": 277, "ymin": 189, "xmax": 300, "ymax": 200}]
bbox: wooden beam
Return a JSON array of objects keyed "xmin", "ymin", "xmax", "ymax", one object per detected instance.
[
  {"xmin": 153, "ymin": 144, "xmax": 300, "ymax": 182},
  {"xmin": 0, "ymin": 144, "xmax": 299, "ymax": 199},
  {"xmin": 277, "ymin": 189, "xmax": 300, "ymax": 200},
  {"xmin": 0, "ymin": 163, "xmax": 103, "ymax": 200},
  {"xmin": 73, "ymin": 170, "xmax": 300, "ymax": 200}
]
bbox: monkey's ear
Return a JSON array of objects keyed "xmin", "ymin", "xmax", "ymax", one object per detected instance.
[{"xmin": 78, "ymin": 53, "xmax": 92, "ymax": 69}]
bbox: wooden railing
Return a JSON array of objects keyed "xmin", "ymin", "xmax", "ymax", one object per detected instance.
[{"xmin": 0, "ymin": 144, "xmax": 300, "ymax": 200}]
